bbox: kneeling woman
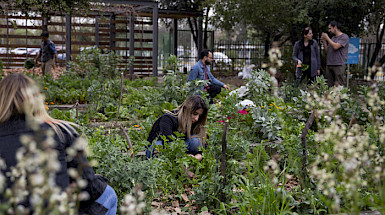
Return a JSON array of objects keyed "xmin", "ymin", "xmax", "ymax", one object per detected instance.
[{"xmin": 146, "ymin": 95, "xmax": 208, "ymax": 160}]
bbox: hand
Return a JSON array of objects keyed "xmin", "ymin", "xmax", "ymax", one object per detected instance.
[
  {"xmin": 194, "ymin": 154, "xmax": 203, "ymax": 162},
  {"xmin": 223, "ymin": 84, "xmax": 230, "ymax": 90},
  {"xmin": 317, "ymin": 70, "xmax": 320, "ymax": 76},
  {"xmin": 321, "ymin": 33, "xmax": 329, "ymax": 41}
]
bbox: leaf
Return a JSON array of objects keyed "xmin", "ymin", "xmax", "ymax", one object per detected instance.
[
  {"xmin": 172, "ymin": 200, "xmax": 179, "ymax": 207},
  {"xmin": 174, "ymin": 207, "xmax": 182, "ymax": 213},
  {"xmin": 181, "ymin": 194, "xmax": 189, "ymax": 202}
]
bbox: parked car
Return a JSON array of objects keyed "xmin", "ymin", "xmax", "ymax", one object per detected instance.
[
  {"xmin": 57, "ymin": 53, "xmax": 66, "ymax": 60},
  {"xmin": 213, "ymin": 52, "xmax": 232, "ymax": 65},
  {"xmin": 0, "ymin": 47, "xmax": 9, "ymax": 54},
  {"xmin": 11, "ymin": 48, "xmax": 39, "ymax": 55},
  {"xmin": 11, "ymin": 47, "xmax": 29, "ymax": 55},
  {"xmin": 27, "ymin": 48, "xmax": 40, "ymax": 55}
]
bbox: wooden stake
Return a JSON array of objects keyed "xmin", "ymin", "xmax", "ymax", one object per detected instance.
[
  {"xmin": 220, "ymin": 120, "xmax": 229, "ymax": 202},
  {"xmin": 300, "ymin": 111, "xmax": 315, "ymax": 183},
  {"xmin": 119, "ymin": 124, "xmax": 134, "ymax": 159}
]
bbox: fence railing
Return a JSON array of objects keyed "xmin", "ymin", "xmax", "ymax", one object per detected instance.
[{"xmin": 175, "ymin": 40, "xmax": 385, "ymax": 77}]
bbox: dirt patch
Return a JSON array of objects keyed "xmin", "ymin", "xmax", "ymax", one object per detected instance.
[
  {"xmin": 2, "ymin": 66, "xmax": 66, "ymax": 79},
  {"xmin": 217, "ymin": 76, "xmax": 246, "ymax": 88}
]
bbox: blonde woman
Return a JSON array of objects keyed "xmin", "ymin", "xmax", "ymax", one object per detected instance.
[
  {"xmin": 0, "ymin": 73, "xmax": 117, "ymax": 214},
  {"xmin": 146, "ymin": 95, "xmax": 208, "ymax": 160}
]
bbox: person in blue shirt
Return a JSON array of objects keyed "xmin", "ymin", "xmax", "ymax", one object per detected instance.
[
  {"xmin": 188, "ymin": 49, "xmax": 229, "ymax": 103},
  {"xmin": 34, "ymin": 32, "xmax": 58, "ymax": 76}
]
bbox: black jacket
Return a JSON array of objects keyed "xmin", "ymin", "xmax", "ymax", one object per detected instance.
[
  {"xmin": 147, "ymin": 112, "xmax": 179, "ymax": 144},
  {"xmin": 0, "ymin": 115, "xmax": 107, "ymax": 214},
  {"xmin": 147, "ymin": 111, "xmax": 198, "ymax": 145}
]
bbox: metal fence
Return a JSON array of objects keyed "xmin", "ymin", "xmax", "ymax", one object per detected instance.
[{"xmin": 171, "ymin": 39, "xmax": 385, "ymax": 77}]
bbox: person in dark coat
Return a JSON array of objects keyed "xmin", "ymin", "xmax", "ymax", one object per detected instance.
[
  {"xmin": 292, "ymin": 27, "xmax": 321, "ymax": 85},
  {"xmin": 0, "ymin": 73, "xmax": 117, "ymax": 215},
  {"xmin": 146, "ymin": 95, "xmax": 208, "ymax": 162}
]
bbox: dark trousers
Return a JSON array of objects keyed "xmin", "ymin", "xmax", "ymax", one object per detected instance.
[
  {"xmin": 206, "ymin": 83, "xmax": 222, "ymax": 104},
  {"xmin": 295, "ymin": 69, "xmax": 315, "ymax": 86}
]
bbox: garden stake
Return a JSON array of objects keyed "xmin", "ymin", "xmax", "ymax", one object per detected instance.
[
  {"xmin": 348, "ymin": 113, "xmax": 356, "ymax": 130},
  {"xmin": 120, "ymin": 124, "xmax": 134, "ymax": 159},
  {"xmin": 116, "ymin": 72, "xmax": 124, "ymax": 124},
  {"xmin": 221, "ymin": 120, "xmax": 229, "ymax": 203},
  {"xmin": 300, "ymin": 111, "xmax": 315, "ymax": 186},
  {"xmin": 75, "ymin": 100, "xmax": 79, "ymax": 119}
]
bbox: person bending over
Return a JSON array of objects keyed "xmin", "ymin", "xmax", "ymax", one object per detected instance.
[{"xmin": 146, "ymin": 95, "xmax": 208, "ymax": 162}]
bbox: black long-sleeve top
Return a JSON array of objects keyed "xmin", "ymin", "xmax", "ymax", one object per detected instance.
[{"xmin": 0, "ymin": 114, "xmax": 107, "ymax": 213}]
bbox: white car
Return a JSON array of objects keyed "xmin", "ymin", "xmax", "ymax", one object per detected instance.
[
  {"xmin": 11, "ymin": 48, "xmax": 40, "ymax": 55},
  {"xmin": 0, "ymin": 47, "xmax": 9, "ymax": 54},
  {"xmin": 11, "ymin": 47, "xmax": 29, "ymax": 55},
  {"xmin": 213, "ymin": 52, "xmax": 232, "ymax": 65}
]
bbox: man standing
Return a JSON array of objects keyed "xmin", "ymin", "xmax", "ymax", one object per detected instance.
[
  {"xmin": 35, "ymin": 32, "xmax": 58, "ymax": 76},
  {"xmin": 321, "ymin": 21, "xmax": 349, "ymax": 87},
  {"xmin": 188, "ymin": 49, "xmax": 229, "ymax": 103}
]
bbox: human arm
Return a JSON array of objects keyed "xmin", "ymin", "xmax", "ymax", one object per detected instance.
[
  {"xmin": 188, "ymin": 64, "xmax": 199, "ymax": 81},
  {"xmin": 206, "ymin": 67, "xmax": 225, "ymax": 87},
  {"xmin": 35, "ymin": 50, "xmax": 41, "ymax": 64},
  {"xmin": 292, "ymin": 41, "xmax": 301, "ymax": 65},
  {"xmin": 49, "ymin": 43, "xmax": 58, "ymax": 65},
  {"xmin": 158, "ymin": 114, "xmax": 178, "ymax": 143},
  {"xmin": 321, "ymin": 33, "xmax": 342, "ymax": 51},
  {"xmin": 314, "ymin": 40, "xmax": 321, "ymax": 75},
  {"xmin": 321, "ymin": 33, "xmax": 328, "ymax": 53}
]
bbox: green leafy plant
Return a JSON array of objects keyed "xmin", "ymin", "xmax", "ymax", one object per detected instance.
[{"xmin": 24, "ymin": 58, "xmax": 35, "ymax": 69}]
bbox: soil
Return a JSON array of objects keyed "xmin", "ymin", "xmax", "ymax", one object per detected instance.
[{"xmin": 2, "ymin": 66, "xmax": 66, "ymax": 79}]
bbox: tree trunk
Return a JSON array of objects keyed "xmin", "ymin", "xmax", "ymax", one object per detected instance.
[
  {"xmin": 188, "ymin": 17, "xmax": 198, "ymax": 50},
  {"xmin": 203, "ymin": 7, "xmax": 211, "ymax": 49},
  {"xmin": 42, "ymin": 14, "xmax": 49, "ymax": 32},
  {"xmin": 264, "ymin": 32, "xmax": 271, "ymax": 58}
]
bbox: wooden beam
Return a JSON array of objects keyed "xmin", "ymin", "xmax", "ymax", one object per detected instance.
[
  {"xmin": 152, "ymin": 4, "xmax": 158, "ymax": 77},
  {"xmin": 65, "ymin": 14, "xmax": 72, "ymax": 70}
]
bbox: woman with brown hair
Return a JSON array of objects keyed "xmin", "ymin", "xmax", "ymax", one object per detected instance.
[
  {"xmin": 292, "ymin": 26, "xmax": 321, "ymax": 85},
  {"xmin": 0, "ymin": 73, "xmax": 117, "ymax": 214},
  {"xmin": 146, "ymin": 95, "xmax": 208, "ymax": 160}
]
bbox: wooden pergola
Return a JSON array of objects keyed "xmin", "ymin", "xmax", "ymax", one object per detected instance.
[{"xmin": 0, "ymin": 0, "xmax": 204, "ymax": 77}]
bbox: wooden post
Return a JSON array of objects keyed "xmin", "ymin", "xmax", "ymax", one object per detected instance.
[
  {"xmin": 173, "ymin": 18, "xmax": 178, "ymax": 56},
  {"xmin": 75, "ymin": 100, "xmax": 79, "ymax": 119},
  {"xmin": 129, "ymin": 14, "xmax": 135, "ymax": 79},
  {"xmin": 152, "ymin": 4, "xmax": 159, "ymax": 77},
  {"xmin": 120, "ymin": 124, "xmax": 134, "ymax": 159},
  {"xmin": 65, "ymin": 14, "xmax": 71, "ymax": 71},
  {"xmin": 300, "ymin": 111, "xmax": 315, "ymax": 183},
  {"xmin": 116, "ymin": 72, "xmax": 124, "ymax": 123},
  {"xmin": 110, "ymin": 14, "xmax": 116, "ymax": 51},
  {"xmin": 95, "ymin": 16, "xmax": 99, "ymax": 48},
  {"xmin": 197, "ymin": 17, "xmax": 203, "ymax": 56},
  {"xmin": 221, "ymin": 121, "xmax": 229, "ymax": 202}
]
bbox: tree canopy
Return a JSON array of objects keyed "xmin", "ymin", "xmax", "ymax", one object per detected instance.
[{"xmin": 211, "ymin": 0, "xmax": 384, "ymax": 59}]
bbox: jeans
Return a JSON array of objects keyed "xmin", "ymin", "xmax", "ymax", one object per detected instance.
[
  {"xmin": 146, "ymin": 137, "xmax": 202, "ymax": 158},
  {"xmin": 95, "ymin": 185, "xmax": 118, "ymax": 215}
]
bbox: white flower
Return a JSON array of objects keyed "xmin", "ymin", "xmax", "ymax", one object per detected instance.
[{"xmin": 30, "ymin": 173, "xmax": 45, "ymax": 186}]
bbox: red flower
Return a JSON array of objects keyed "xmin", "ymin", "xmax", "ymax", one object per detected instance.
[{"xmin": 238, "ymin": 110, "xmax": 248, "ymax": 115}]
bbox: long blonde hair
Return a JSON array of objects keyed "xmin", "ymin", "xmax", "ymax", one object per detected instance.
[
  {"xmin": 0, "ymin": 73, "xmax": 76, "ymax": 141},
  {"xmin": 168, "ymin": 95, "xmax": 208, "ymax": 140}
]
